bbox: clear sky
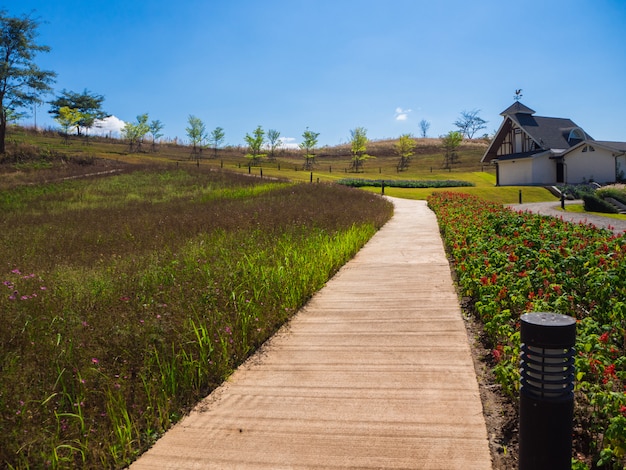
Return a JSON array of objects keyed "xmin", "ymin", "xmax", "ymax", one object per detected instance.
[{"xmin": 8, "ymin": 0, "xmax": 626, "ymax": 147}]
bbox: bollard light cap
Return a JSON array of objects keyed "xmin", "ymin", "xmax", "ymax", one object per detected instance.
[{"xmin": 520, "ymin": 312, "xmax": 576, "ymax": 347}]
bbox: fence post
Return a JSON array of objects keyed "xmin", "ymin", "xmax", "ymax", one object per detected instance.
[{"xmin": 519, "ymin": 312, "xmax": 576, "ymax": 470}]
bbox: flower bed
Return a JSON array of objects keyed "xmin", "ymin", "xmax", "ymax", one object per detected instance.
[{"xmin": 427, "ymin": 192, "xmax": 626, "ymax": 469}]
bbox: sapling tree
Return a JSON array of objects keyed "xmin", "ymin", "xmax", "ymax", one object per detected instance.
[
  {"xmin": 0, "ymin": 10, "xmax": 56, "ymax": 153},
  {"xmin": 244, "ymin": 125, "xmax": 266, "ymax": 166},
  {"xmin": 266, "ymin": 129, "xmax": 280, "ymax": 161},
  {"xmin": 300, "ymin": 127, "xmax": 319, "ymax": 170},
  {"xmin": 148, "ymin": 119, "xmax": 164, "ymax": 152},
  {"xmin": 54, "ymin": 106, "xmax": 82, "ymax": 144},
  {"xmin": 122, "ymin": 113, "xmax": 150, "ymax": 152},
  {"xmin": 349, "ymin": 127, "xmax": 373, "ymax": 172},
  {"xmin": 395, "ymin": 133, "xmax": 416, "ymax": 172},
  {"xmin": 186, "ymin": 115, "xmax": 207, "ymax": 158},
  {"xmin": 210, "ymin": 126, "xmax": 225, "ymax": 159},
  {"xmin": 441, "ymin": 130, "xmax": 463, "ymax": 169}
]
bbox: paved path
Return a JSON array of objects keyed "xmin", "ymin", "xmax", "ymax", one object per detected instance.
[
  {"xmin": 130, "ymin": 198, "xmax": 492, "ymax": 470},
  {"xmin": 511, "ymin": 200, "xmax": 626, "ymax": 234}
]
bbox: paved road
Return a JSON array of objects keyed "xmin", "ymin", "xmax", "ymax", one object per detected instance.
[
  {"xmin": 510, "ymin": 200, "xmax": 626, "ymax": 234},
  {"xmin": 130, "ymin": 198, "xmax": 492, "ymax": 470}
]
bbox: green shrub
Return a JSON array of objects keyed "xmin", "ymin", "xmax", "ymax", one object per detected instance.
[
  {"xmin": 336, "ymin": 178, "xmax": 474, "ymax": 189},
  {"xmin": 582, "ymin": 194, "xmax": 618, "ymax": 213},
  {"xmin": 596, "ymin": 187, "xmax": 626, "ymax": 205}
]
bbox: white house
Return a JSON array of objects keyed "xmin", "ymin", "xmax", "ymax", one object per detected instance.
[{"xmin": 481, "ymin": 102, "xmax": 626, "ymax": 186}]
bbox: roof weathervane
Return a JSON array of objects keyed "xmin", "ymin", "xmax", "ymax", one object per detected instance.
[{"xmin": 514, "ymin": 89, "xmax": 523, "ymax": 102}]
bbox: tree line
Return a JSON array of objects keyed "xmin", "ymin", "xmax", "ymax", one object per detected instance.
[{"xmin": 1, "ymin": 9, "xmax": 488, "ymax": 171}]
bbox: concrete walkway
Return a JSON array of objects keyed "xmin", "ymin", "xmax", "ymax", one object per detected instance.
[{"xmin": 130, "ymin": 198, "xmax": 492, "ymax": 470}]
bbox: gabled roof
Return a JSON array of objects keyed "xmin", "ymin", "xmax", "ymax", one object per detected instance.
[
  {"xmin": 482, "ymin": 102, "xmax": 595, "ymax": 163},
  {"xmin": 512, "ymin": 114, "xmax": 593, "ymax": 150},
  {"xmin": 500, "ymin": 101, "xmax": 535, "ymax": 116},
  {"xmin": 594, "ymin": 141, "xmax": 626, "ymax": 152}
]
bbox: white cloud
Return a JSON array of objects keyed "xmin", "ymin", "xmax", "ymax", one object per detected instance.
[
  {"xmin": 278, "ymin": 137, "xmax": 300, "ymax": 149},
  {"xmin": 85, "ymin": 115, "xmax": 126, "ymax": 137},
  {"xmin": 395, "ymin": 107, "xmax": 412, "ymax": 121}
]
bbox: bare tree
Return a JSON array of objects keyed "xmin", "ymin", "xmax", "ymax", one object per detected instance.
[
  {"xmin": 418, "ymin": 119, "xmax": 430, "ymax": 138},
  {"xmin": 454, "ymin": 109, "xmax": 487, "ymax": 139}
]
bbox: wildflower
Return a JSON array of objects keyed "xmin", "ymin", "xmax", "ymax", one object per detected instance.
[
  {"xmin": 91, "ymin": 358, "xmax": 99, "ymax": 364},
  {"xmin": 599, "ymin": 332, "xmax": 610, "ymax": 343},
  {"xmin": 11, "ymin": 269, "xmax": 21, "ymax": 275}
]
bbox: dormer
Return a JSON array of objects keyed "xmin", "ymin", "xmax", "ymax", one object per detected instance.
[{"xmin": 566, "ymin": 127, "xmax": 586, "ymax": 146}]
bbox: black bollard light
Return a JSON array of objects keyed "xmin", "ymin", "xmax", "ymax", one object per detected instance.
[{"xmin": 519, "ymin": 312, "xmax": 576, "ymax": 470}]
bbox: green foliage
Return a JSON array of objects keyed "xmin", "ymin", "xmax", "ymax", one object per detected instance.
[
  {"xmin": 428, "ymin": 191, "xmax": 626, "ymax": 469},
  {"xmin": 148, "ymin": 119, "xmax": 164, "ymax": 151},
  {"xmin": 336, "ymin": 178, "xmax": 474, "ymax": 188},
  {"xmin": 394, "ymin": 134, "xmax": 416, "ymax": 171},
  {"xmin": 441, "ymin": 131, "xmax": 463, "ymax": 169},
  {"xmin": 0, "ymin": 10, "xmax": 56, "ymax": 153},
  {"xmin": 244, "ymin": 125, "xmax": 266, "ymax": 165},
  {"xmin": 185, "ymin": 115, "xmax": 207, "ymax": 157},
  {"xmin": 122, "ymin": 113, "xmax": 150, "ymax": 152},
  {"xmin": 48, "ymin": 89, "xmax": 107, "ymax": 135},
  {"xmin": 583, "ymin": 194, "xmax": 619, "ymax": 213},
  {"xmin": 209, "ymin": 126, "xmax": 225, "ymax": 158},
  {"xmin": 0, "ymin": 168, "xmax": 393, "ymax": 468},
  {"xmin": 300, "ymin": 127, "xmax": 319, "ymax": 170},
  {"xmin": 54, "ymin": 107, "xmax": 82, "ymax": 141},
  {"xmin": 349, "ymin": 127, "xmax": 374, "ymax": 172},
  {"xmin": 597, "ymin": 187, "xmax": 626, "ymax": 205},
  {"xmin": 266, "ymin": 128, "xmax": 280, "ymax": 161}
]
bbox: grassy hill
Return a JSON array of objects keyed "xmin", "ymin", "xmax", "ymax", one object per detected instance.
[{"xmin": 2, "ymin": 125, "xmax": 555, "ymax": 203}]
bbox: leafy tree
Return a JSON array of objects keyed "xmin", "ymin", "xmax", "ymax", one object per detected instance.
[
  {"xmin": 441, "ymin": 130, "xmax": 463, "ymax": 169},
  {"xmin": 0, "ymin": 11, "xmax": 56, "ymax": 153},
  {"xmin": 54, "ymin": 106, "xmax": 82, "ymax": 144},
  {"xmin": 349, "ymin": 127, "xmax": 374, "ymax": 172},
  {"xmin": 395, "ymin": 133, "xmax": 416, "ymax": 172},
  {"xmin": 122, "ymin": 113, "xmax": 150, "ymax": 152},
  {"xmin": 454, "ymin": 109, "xmax": 487, "ymax": 139},
  {"xmin": 49, "ymin": 89, "xmax": 107, "ymax": 136},
  {"xmin": 300, "ymin": 127, "xmax": 319, "ymax": 170},
  {"xmin": 148, "ymin": 119, "xmax": 164, "ymax": 151},
  {"xmin": 209, "ymin": 126, "xmax": 225, "ymax": 159},
  {"xmin": 266, "ymin": 129, "xmax": 281, "ymax": 161},
  {"xmin": 186, "ymin": 115, "xmax": 207, "ymax": 158},
  {"xmin": 419, "ymin": 119, "xmax": 430, "ymax": 138},
  {"xmin": 244, "ymin": 125, "xmax": 266, "ymax": 166}
]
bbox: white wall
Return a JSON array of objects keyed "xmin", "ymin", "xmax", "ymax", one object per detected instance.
[
  {"xmin": 565, "ymin": 147, "xmax": 615, "ymax": 184},
  {"xmin": 532, "ymin": 156, "xmax": 556, "ymax": 185},
  {"xmin": 498, "ymin": 159, "xmax": 533, "ymax": 185}
]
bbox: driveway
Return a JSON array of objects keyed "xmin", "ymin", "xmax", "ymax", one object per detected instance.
[{"xmin": 510, "ymin": 200, "xmax": 626, "ymax": 234}]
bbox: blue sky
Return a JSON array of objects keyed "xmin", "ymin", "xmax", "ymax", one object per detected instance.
[{"xmin": 9, "ymin": 0, "xmax": 626, "ymax": 147}]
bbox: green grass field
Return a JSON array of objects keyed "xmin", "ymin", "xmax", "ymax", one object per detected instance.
[{"xmin": 3, "ymin": 126, "xmax": 558, "ymax": 205}]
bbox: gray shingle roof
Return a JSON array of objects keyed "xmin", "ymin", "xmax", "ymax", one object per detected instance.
[{"xmin": 512, "ymin": 114, "xmax": 592, "ymax": 150}]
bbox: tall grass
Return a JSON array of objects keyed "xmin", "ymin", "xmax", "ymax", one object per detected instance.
[{"xmin": 0, "ymin": 166, "xmax": 393, "ymax": 468}]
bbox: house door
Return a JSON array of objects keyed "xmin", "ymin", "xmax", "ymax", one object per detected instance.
[{"xmin": 556, "ymin": 161, "xmax": 564, "ymax": 183}]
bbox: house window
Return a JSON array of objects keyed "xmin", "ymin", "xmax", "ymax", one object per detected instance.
[
  {"xmin": 589, "ymin": 145, "xmax": 595, "ymax": 152},
  {"xmin": 582, "ymin": 146, "xmax": 588, "ymax": 152}
]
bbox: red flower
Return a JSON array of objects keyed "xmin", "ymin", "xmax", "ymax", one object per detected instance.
[{"xmin": 599, "ymin": 332, "xmax": 610, "ymax": 343}]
